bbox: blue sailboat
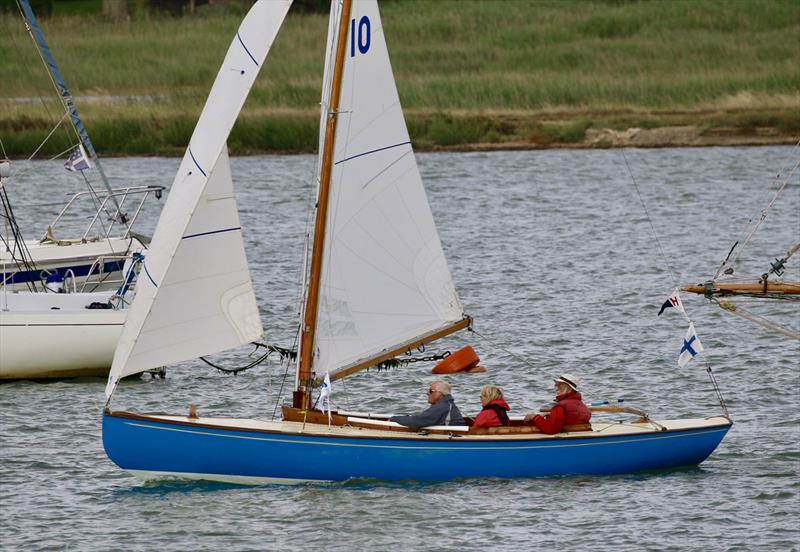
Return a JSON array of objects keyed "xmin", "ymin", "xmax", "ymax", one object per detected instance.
[{"xmin": 102, "ymin": 0, "xmax": 731, "ymax": 484}]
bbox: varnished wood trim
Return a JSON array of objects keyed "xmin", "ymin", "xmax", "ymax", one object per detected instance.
[
  {"xmin": 316, "ymin": 317, "xmax": 472, "ymax": 386},
  {"xmin": 681, "ymin": 281, "xmax": 800, "ymax": 295},
  {"xmin": 297, "ymin": 0, "xmax": 354, "ymax": 408},
  {"xmin": 281, "ymin": 405, "xmax": 349, "ymax": 426}
]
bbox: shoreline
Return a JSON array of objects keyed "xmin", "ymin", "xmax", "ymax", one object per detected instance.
[
  {"xmin": 405, "ymin": 126, "xmax": 798, "ymax": 154},
  {"xmin": 2, "ymin": 124, "xmax": 796, "ymax": 160},
  {"xmin": 118, "ymin": 126, "xmax": 800, "ymax": 158}
]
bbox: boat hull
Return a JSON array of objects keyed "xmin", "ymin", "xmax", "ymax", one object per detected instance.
[
  {"xmin": 0, "ymin": 292, "xmax": 125, "ymax": 379},
  {"xmin": 103, "ymin": 412, "xmax": 732, "ymax": 484},
  {"xmin": 1, "ymin": 237, "xmax": 140, "ymax": 291}
]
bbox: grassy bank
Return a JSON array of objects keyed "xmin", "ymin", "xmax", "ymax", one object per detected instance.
[{"xmin": 1, "ymin": 0, "xmax": 798, "ymax": 156}]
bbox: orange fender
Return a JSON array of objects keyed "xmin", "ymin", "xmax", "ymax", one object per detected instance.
[{"xmin": 432, "ymin": 346, "xmax": 485, "ymax": 374}]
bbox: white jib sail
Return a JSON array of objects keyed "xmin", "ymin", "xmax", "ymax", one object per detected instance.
[
  {"xmin": 312, "ymin": 0, "xmax": 464, "ymax": 375},
  {"xmin": 105, "ymin": 0, "xmax": 292, "ymax": 400}
]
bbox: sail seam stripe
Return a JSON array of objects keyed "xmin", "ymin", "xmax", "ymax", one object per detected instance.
[
  {"xmin": 188, "ymin": 147, "xmax": 207, "ymax": 177},
  {"xmin": 142, "ymin": 262, "xmax": 158, "ymax": 288},
  {"xmin": 334, "ymin": 141, "xmax": 411, "ymax": 165},
  {"xmin": 236, "ymin": 32, "xmax": 259, "ymax": 66},
  {"xmin": 182, "ymin": 227, "xmax": 241, "ymax": 240}
]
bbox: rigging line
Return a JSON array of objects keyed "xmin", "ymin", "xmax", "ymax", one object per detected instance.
[
  {"xmin": 25, "ymin": 113, "xmax": 69, "ymax": 162},
  {"xmin": 17, "ymin": 1, "xmax": 85, "ymax": 153},
  {"xmin": 721, "ymin": 296, "xmax": 800, "ymax": 303},
  {"xmin": 0, "ymin": 189, "xmax": 40, "ymax": 291},
  {"xmin": 770, "ymin": 242, "xmax": 800, "ymax": 276},
  {"xmin": 200, "ymin": 344, "xmax": 273, "ymax": 375},
  {"xmin": 715, "ymin": 150, "xmax": 800, "ymax": 279},
  {"xmin": 15, "ymin": 1, "xmax": 82, "ymax": 154},
  {"xmin": 468, "ymin": 327, "xmax": 540, "ymax": 372},
  {"xmin": 702, "ymin": 356, "xmax": 730, "ymax": 420},
  {"xmin": 619, "ymin": 153, "xmax": 724, "ymax": 402},
  {"xmin": 50, "ymin": 143, "xmax": 76, "ymax": 161},
  {"xmin": 10, "ymin": 4, "xmax": 66, "ymax": 152},
  {"xmin": 271, "ymin": 324, "xmax": 301, "ymax": 421},
  {"xmin": 713, "ymin": 298, "xmax": 800, "ymax": 340},
  {"xmin": 621, "ymin": 150, "xmax": 679, "ymax": 288}
]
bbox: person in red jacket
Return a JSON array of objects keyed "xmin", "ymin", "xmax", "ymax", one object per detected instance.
[
  {"xmin": 523, "ymin": 374, "xmax": 591, "ymax": 434},
  {"xmin": 472, "ymin": 385, "xmax": 510, "ymax": 428}
]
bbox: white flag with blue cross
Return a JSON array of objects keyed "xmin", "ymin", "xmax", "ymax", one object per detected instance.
[{"xmin": 678, "ymin": 322, "xmax": 704, "ymax": 368}]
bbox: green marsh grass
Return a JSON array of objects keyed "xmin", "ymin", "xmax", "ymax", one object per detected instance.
[{"xmin": 1, "ymin": 0, "xmax": 798, "ymax": 156}]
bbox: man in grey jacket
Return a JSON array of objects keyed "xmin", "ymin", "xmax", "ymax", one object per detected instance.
[{"xmin": 390, "ymin": 380, "xmax": 465, "ymax": 429}]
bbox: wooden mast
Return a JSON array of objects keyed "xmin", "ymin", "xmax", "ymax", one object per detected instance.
[{"xmin": 294, "ymin": 0, "xmax": 353, "ymax": 409}]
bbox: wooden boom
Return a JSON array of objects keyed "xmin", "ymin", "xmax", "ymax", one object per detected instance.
[{"xmin": 681, "ymin": 281, "xmax": 800, "ymax": 297}]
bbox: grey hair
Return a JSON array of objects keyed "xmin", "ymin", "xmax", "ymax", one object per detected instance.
[{"xmin": 431, "ymin": 380, "xmax": 451, "ymax": 395}]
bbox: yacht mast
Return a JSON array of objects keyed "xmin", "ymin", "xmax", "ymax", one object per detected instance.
[
  {"xmin": 17, "ymin": 0, "xmax": 124, "ymax": 223},
  {"xmin": 294, "ymin": 0, "xmax": 353, "ymax": 409}
]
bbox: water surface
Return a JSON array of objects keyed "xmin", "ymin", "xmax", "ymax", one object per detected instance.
[{"xmin": 1, "ymin": 146, "xmax": 798, "ymax": 551}]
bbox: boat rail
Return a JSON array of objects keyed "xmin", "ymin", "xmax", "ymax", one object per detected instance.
[
  {"xmin": 42, "ymin": 185, "xmax": 165, "ymax": 243},
  {"xmin": 77, "ymin": 254, "xmax": 132, "ymax": 293}
]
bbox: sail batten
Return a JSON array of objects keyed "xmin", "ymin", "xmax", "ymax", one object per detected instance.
[{"xmin": 334, "ymin": 141, "xmax": 411, "ymax": 165}]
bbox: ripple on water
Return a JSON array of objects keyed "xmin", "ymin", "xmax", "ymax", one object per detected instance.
[{"xmin": 1, "ymin": 147, "xmax": 799, "ymax": 551}]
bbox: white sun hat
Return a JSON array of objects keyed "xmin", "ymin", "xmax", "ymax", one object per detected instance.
[{"xmin": 554, "ymin": 374, "xmax": 579, "ymax": 392}]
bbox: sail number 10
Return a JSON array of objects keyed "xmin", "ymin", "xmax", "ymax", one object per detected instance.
[{"xmin": 350, "ymin": 16, "xmax": 371, "ymax": 57}]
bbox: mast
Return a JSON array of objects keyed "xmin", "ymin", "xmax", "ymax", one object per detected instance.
[
  {"xmin": 294, "ymin": 0, "xmax": 353, "ymax": 409},
  {"xmin": 17, "ymin": 0, "xmax": 124, "ymax": 223}
]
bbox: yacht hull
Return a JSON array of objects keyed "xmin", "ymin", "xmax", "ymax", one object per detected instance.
[
  {"xmin": 1, "ymin": 237, "xmax": 140, "ymax": 291},
  {"xmin": 103, "ymin": 411, "xmax": 732, "ymax": 484},
  {"xmin": 0, "ymin": 292, "xmax": 125, "ymax": 379}
]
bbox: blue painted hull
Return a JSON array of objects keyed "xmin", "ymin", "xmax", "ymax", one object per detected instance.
[{"xmin": 103, "ymin": 412, "xmax": 731, "ymax": 483}]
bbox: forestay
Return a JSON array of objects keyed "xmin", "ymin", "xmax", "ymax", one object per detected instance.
[
  {"xmin": 17, "ymin": 0, "xmax": 118, "ymax": 210},
  {"xmin": 105, "ymin": 0, "xmax": 292, "ymax": 400},
  {"xmin": 312, "ymin": 0, "xmax": 465, "ymax": 377}
]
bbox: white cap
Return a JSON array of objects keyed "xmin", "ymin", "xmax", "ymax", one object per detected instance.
[{"xmin": 554, "ymin": 373, "xmax": 579, "ymax": 392}]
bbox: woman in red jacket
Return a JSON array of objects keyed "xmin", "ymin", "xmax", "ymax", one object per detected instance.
[
  {"xmin": 524, "ymin": 374, "xmax": 591, "ymax": 434},
  {"xmin": 472, "ymin": 385, "xmax": 510, "ymax": 428}
]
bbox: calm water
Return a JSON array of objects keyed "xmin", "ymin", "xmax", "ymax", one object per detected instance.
[{"xmin": 1, "ymin": 146, "xmax": 798, "ymax": 551}]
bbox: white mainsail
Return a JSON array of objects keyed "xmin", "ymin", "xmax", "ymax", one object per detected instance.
[
  {"xmin": 105, "ymin": 0, "xmax": 292, "ymax": 400},
  {"xmin": 312, "ymin": 0, "xmax": 464, "ymax": 376}
]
